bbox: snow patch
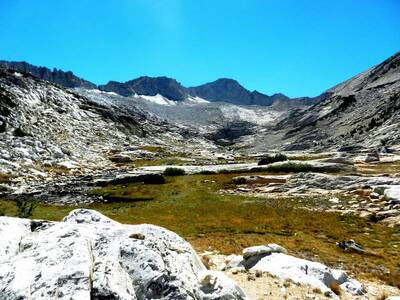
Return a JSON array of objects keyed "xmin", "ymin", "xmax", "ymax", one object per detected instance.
[{"xmin": 139, "ymin": 94, "xmax": 178, "ymax": 106}]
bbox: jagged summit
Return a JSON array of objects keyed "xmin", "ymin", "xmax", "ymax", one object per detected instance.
[
  {"xmin": 188, "ymin": 78, "xmax": 290, "ymax": 106},
  {"xmin": 0, "ymin": 60, "xmax": 301, "ymax": 106},
  {"xmin": 100, "ymin": 76, "xmax": 293, "ymax": 105},
  {"xmin": 0, "ymin": 60, "xmax": 96, "ymax": 89},
  {"xmin": 100, "ymin": 76, "xmax": 187, "ymax": 101}
]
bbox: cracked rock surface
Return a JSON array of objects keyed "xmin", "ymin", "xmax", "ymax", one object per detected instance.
[{"xmin": 0, "ymin": 209, "xmax": 247, "ymax": 300}]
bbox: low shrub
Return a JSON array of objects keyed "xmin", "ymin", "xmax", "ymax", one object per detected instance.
[
  {"xmin": 198, "ymin": 170, "xmax": 217, "ymax": 175},
  {"xmin": 258, "ymin": 153, "xmax": 287, "ymax": 165},
  {"xmin": 15, "ymin": 198, "xmax": 37, "ymax": 218},
  {"xmin": 163, "ymin": 167, "xmax": 186, "ymax": 176}
]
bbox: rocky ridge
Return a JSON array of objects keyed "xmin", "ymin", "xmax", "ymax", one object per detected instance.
[
  {"xmin": 0, "ymin": 60, "xmax": 96, "ymax": 89},
  {"xmin": 0, "ymin": 68, "xmax": 212, "ymax": 176}
]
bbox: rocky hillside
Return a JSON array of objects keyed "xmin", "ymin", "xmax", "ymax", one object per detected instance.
[
  {"xmin": 270, "ymin": 52, "xmax": 400, "ymax": 151},
  {"xmin": 0, "ymin": 68, "xmax": 202, "ymax": 175},
  {"xmin": 0, "ymin": 60, "xmax": 96, "ymax": 89}
]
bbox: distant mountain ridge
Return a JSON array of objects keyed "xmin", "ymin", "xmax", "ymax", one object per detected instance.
[
  {"xmin": 0, "ymin": 60, "xmax": 96, "ymax": 89},
  {"xmin": 0, "ymin": 59, "xmax": 317, "ymax": 106},
  {"xmin": 100, "ymin": 77, "xmax": 304, "ymax": 106},
  {"xmin": 187, "ymin": 78, "xmax": 289, "ymax": 105}
]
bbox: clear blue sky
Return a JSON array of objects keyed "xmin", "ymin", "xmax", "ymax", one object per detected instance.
[{"xmin": 0, "ymin": 0, "xmax": 399, "ymax": 97}]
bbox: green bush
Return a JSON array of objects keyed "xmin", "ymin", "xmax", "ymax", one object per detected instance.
[
  {"xmin": 163, "ymin": 167, "xmax": 186, "ymax": 176},
  {"xmin": 258, "ymin": 153, "xmax": 288, "ymax": 165},
  {"xmin": 0, "ymin": 208, "xmax": 5, "ymax": 216},
  {"xmin": 15, "ymin": 198, "xmax": 37, "ymax": 218}
]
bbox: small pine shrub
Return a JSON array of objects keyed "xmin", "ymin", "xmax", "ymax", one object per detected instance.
[
  {"xmin": 258, "ymin": 153, "xmax": 287, "ymax": 165},
  {"xmin": 163, "ymin": 167, "xmax": 186, "ymax": 176}
]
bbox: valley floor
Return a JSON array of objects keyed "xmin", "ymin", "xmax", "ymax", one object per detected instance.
[{"xmin": 1, "ymin": 148, "xmax": 400, "ymax": 298}]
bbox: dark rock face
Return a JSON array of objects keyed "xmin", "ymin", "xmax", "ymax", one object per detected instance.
[
  {"xmin": 100, "ymin": 76, "xmax": 187, "ymax": 101},
  {"xmin": 0, "ymin": 61, "xmax": 96, "ymax": 89},
  {"xmin": 188, "ymin": 78, "xmax": 289, "ymax": 106},
  {"xmin": 206, "ymin": 121, "xmax": 255, "ymax": 146}
]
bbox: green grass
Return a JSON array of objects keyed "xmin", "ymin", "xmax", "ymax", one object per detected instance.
[
  {"xmin": 287, "ymin": 153, "xmax": 332, "ymax": 161},
  {"xmin": 133, "ymin": 158, "xmax": 190, "ymax": 167},
  {"xmin": 0, "ymin": 173, "xmax": 399, "ymax": 286},
  {"xmin": 356, "ymin": 160, "xmax": 400, "ymax": 175},
  {"xmin": 139, "ymin": 145, "xmax": 165, "ymax": 153}
]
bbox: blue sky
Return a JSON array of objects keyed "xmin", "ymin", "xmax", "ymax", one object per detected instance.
[{"xmin": 0, "ymin": 0, "xmax": 399, "ymax": 97}]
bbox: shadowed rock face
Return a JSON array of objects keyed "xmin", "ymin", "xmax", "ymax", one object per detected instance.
[
  {"xmin": 0, "ymin": 209, "xmax": 247, "ymax": 300},
  {"xmin": 0, "ymin": 60, "xmax": 96, "ymax": 89}
]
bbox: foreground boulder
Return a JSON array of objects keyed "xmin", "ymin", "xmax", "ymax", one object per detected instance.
[
  {"xmin": 250, "ymin": 252, "xmax": 365, "ymax": 295},
  {"xmin": 0, "ymin": 209, "xmax": 247, "ymax": 300},
  {"xmin": 204, "ymin": 244, "xmax": 366, "ymax": 296}
]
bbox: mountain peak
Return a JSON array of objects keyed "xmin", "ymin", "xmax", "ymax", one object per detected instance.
[
  {"xmin": 100, "ymin": 76, "xmax": 187, "ymax": 101},
  {"xmin": 187, "ymin": 78, "xmax": 289, "ymax": 105}
]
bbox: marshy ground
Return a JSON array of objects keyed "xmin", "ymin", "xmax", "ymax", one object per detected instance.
[{"xmin": 1, "ymin": 167, "xmax": 399, "ymax": 288}]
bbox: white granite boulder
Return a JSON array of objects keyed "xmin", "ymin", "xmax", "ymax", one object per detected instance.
[
  {"xmin": 250, "ymin": 252, "xmax": 365, "ymax": 296},
  {"xmin": 0, "ymin": 209, "xmax": 247, "ymax": 300}
]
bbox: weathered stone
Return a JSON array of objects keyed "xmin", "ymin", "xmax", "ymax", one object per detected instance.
[{"xmin": 0, "ymin": 209, "xmax": 247, "ymax": 300}]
